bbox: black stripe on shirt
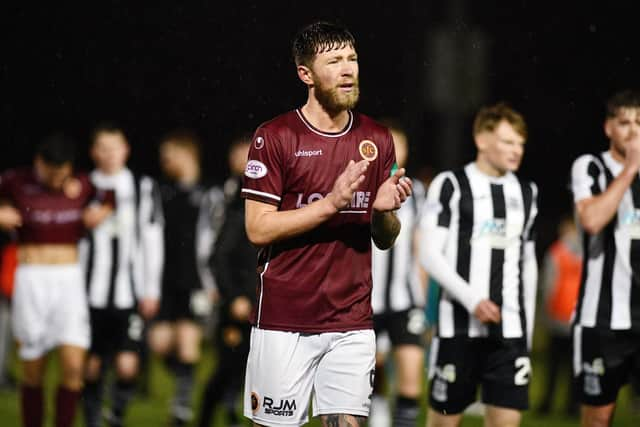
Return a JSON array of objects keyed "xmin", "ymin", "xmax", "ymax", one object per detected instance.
[
  {"xmin": 489, "ymin": 183, "xmax": 506, "ymax": 337},
  {"xmin": 453, "ymin": 170, "xmax": 472, "ymax": 335},
  {"xmin": 518, "ymin": 180, "xmax": 534, "ymax": 339},
  {"xmin": 595, "ymin": 155, "xmax": 615, "ymax": 328},
  {"xmin": 437, "ymin": 177, "xmax": 454, "ymax": 227}
]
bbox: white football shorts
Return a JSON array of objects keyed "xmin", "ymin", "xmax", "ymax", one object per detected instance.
[
  {"xmin": 243, "ymin": 327, "xmax": 376, "ymax": 426},
  {"xmin": 12, "ymin": 264, "xmax": 90, "ymax": 360}
]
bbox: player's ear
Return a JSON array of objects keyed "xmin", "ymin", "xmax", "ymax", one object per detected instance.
[
  {"xmin": 474, "ymin": 132, "xmax": 487, "ymax": 152},
  {"xmin": 297, "ymin": 64, "xmax": 314, "ymax": 86},
  {"xmin": 604, "ymin": 118, "xmax": 613, "ymax": 139}
]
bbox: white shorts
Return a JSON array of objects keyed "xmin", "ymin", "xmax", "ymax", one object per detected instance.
[
  {"xmin": 243, "ymin": 327, "xmax": 375, "ymax": 426},
  {"xmin": 12, "ymin": 264, "xmax": 90, "ymax": 360}
]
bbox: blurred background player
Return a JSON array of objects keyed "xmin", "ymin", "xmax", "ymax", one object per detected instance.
[
  {"xmin": 370, "ymin": 120, "xmax": 426, "ymax": 427},
  {"xmin": 420, "ymin": 103, "xmax": 538, "ymax": 427},
  {"xmin": 0, "ymin": 234, "xmax": 17, "ymax": 390},
  {"xmin": 536, "ymin": 214, "xmax": 581, "ymax": 416},
  {"xmin": 198, "ymin": 135, "xmax": 256, "ymax": 427},
  {"xmin": 81, "ymin": 123, "xmax": 164, "ymax": 427},
  {"xmin": 148, "ymin": 130, "xmax": 224, "ymax": 427},
  {"xmin": 0, "ymin": 134, "xmax": 113, "ymax": 427},
  {"xmin": 570, "ymin": 89, "xmax": 640, "ymax": 427}
]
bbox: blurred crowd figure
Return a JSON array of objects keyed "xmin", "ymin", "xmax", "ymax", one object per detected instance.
[{"xmin": 537, "ymin": 215, "xmax": 581, "ymax": 416}]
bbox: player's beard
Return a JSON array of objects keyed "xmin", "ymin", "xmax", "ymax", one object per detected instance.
[{"xmin": 315, "ymin": 79, "xmax": 360, "ymax": 114}]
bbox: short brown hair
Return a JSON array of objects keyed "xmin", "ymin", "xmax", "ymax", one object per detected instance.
[
  {"xmin": 292, "ymin": 21, "xmax": 356, "ymax": 67},
  {"xmin": 473, "ymin": 102, "xmax": 527, "ymax": 139},
  {"xmin": 605, "ymin": 89, "xmax": 640, "ymax": 118},
  {"xmin": 160, "ymin": 129, "xmax": 201, "ymax": 159}
]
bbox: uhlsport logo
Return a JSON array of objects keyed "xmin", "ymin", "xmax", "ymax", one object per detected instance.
[
  {"xmin": 359, "ymin": 139, "xmax": 378, "ymax": 161},
  {"xmin": 251, "ymin": 392, "xmax": 260, "ymax": 414},
  {"xmin": 254, "ymin": 136, "xmax": 265, "ymax": 150},
  {"xmin": 245, "ymin": 160, "xmax": 268, "ymax": 179},
  {"xmin": 262, "ymin": 396, "xmax": 296, "ymax": 417}
]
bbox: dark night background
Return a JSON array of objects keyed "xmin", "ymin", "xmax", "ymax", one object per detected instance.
[{"xmin": 2, "ymin": 1, "xmax": 639, "ymax": 252}]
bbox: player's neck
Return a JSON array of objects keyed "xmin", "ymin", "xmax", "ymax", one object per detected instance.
[
  {"xmin": 300, "ymin": 99, "xmax": 350, "ymax": 133},
  {"xmin": 176, "ymin": 167, "xmax": 200, "ymax": 186},
  {"xmin": 608, "ymin": 145, "xmax": 625, "ymax": 164},
  {"xmin": 474, "ymin": 158, "xmax": 508, "ymax": 178},
  {"xmin": 97, "ymin": 166, "xmax": 126, "ymax": 176}
]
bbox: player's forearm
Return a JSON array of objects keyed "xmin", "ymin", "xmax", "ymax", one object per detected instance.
[
  {"xmin": 245, "ymin": 197, "xmax": 338, "ymax": 246},
  {"xmin": 577, "ymin": 166, "xmax": 636, "ymax": 234},
  {"xmin": 419, "ymin": 230, "xmax": 483, "ymax": 313},
  {"xmin": 371, "ymin": 210, "xmax": 400, "ymax": 250},
  {"xmin": 522, "ymin": 241, "xmax": 538, "ymax": 348}
]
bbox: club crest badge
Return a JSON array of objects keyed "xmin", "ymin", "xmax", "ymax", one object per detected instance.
[
  {"xmin": 359, "ymin": 140, "xmax": 378, "ymax": 161},
  {"xmin": 251, "ymin": 392, "xmax": 260, "ymax": 413}
]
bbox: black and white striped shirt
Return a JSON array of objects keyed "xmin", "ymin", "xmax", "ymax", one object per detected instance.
[
  {"xmin": 82, "ymin": 168, "xmax": 164, "ymax": 309},
  {"xmin": 571, "ymin": 151, "xmax": 640, "ymax": 330},
  {"xmin": 420, "ymin": 163, "xmax": 538, "ymax": 340},
  {"xmin": 371, "ymin": 179, "xmax": 426, "ymax": 314}
]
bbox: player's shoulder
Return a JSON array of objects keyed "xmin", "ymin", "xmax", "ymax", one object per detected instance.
[
  {"xmin": 427, "ymin": 169, "xmax": 460, "ymax": 195},
  {"xmin": 571, "ymin": 152, "xmax": 604, "ymax": 171},
  {"xmin": 256, "ymin": 110, "xmax": 299, "ymax": 138}
]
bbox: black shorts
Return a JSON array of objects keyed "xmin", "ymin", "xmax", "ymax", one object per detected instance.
[
  {"xmin": 373, "ymin": 308, "xmax": 426, "ymax": 347},
  {"xmin": 573, "ymin": 326, "xmax": 640, "ymax": 406},
  {"xmin": 89, "ymin": 308, "xmax": 144, "ymax": 356},
  {"xmin": 428, "ymin": 336, "xmax": 530, "ymax": 414},
  {"xmin": 156, "ymin": 288, "xmax": 210, "ymax": 322}
]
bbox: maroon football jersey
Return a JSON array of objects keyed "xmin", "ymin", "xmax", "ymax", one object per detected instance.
[
  {"xmin": 241, "ymin": 109, "xmax": 396, "ymax": 333},
  {"xmin": 0, "ymin": 168, "xmax": 111, "ymax": 244}
]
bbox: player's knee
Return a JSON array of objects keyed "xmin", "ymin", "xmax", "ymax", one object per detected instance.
[
  {"xmin": 115, "ymin": 354, "xmax": 139, "ymax": 381},
  {"xmin": 84, "ymin": 357, "xmax": 102, "ymax": 381},
  {"xmin": 176, "ymin": 345, "xmax": 200, "ymax": 363}
]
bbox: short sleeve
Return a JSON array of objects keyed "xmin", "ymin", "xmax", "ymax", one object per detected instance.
[
  {"xmin": 571, "ymin": 154, "xmax": 603, "ymax": 203},
  {"xmin": 241, "ymin": 127, "xmax": 284, "ymax": 206},
  {"xmin": 420, "ymin": 172, "xmax": 457, "ymax": 231}
]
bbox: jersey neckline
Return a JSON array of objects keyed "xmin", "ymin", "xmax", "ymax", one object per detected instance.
[{"xmin": 295, "ymin": 109, "xmax": 354, "ymax": 138}]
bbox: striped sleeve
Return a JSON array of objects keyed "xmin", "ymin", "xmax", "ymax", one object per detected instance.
[
  {"xmin": 419, "ymin": 172, "xmax": 456, "ymax": 232},
  {"xmin": 136, "ymin": 176, "xmax": 164, "ymax": 300},
  {"xmin": 571, "ymin": 154, "xmax": 603, "ymax": 202}
]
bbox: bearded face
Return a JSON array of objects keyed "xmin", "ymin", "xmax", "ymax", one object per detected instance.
[{"xmin": 307, "ymin": 44, "xmax": 360, "ymax": 114}]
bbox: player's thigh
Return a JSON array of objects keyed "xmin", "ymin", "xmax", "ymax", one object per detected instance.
[
  {"xmin": 393, "ymin": 344, "xmax": 424, "ymax": 396},
  {"xmin": 426, "ymin": 408, "xmax": 462, "ymax": 427},
  {"xmin": 574, "ymin": 326, "xmax": 632, "ymax": 406},
  {"xmin": 484, "ymin": 404, "xmax": 522, "ymax": 427},
  {"xmin": 148, "ymin": 321, "xmax": 175, "ymax": 355},
  {"xmin": 58, "ymin": 344, "xmax": 87, "ymax": 389},
  {"xmin": 580, "ymin": 403, "xmax": 616, "ymax": 427},
  {"xmin": 244, "ymin": 328, "xmax": 320, "ymax": 426},
  {"xmin": 114, "ymin": 351, "xmax": 140, "ymax": 380},
  {"xmin": 85, "ymin": 353, "xmax": 103, "ymax": 381},
  {"xmin": 428, "ymin": 337, "xmax": 479, "ymax": 415},
  {"xmin": 175, "ymin": 319, "xmax": 202, "ymax": 362},
  {"xmin": 21, "ymin": 355, "xmax": 48, "ymax": 386},
  {"xmin": 320, "ymin": 413, "xmax": 367, "ymax": 426},
  {"xmin": 480, "ymin": 339, "xmax": 530, "ymax": 411},
  {"xmin": 313, "ymin": 330, "xmax": 376, "ymax": 419}
]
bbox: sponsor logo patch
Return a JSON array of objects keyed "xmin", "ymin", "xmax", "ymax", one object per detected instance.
[
  {"xmin": 254, "ymin": 136, "xmax": 265, "ymax": 150},
  {"xmin": 263, "ymin": 396, "xmax": 296, "ymax": 417},
  {"xmin": 359, "ymin": 139, "xmax": 378, "ymax": 161},
  {"xmin": 245, "ymin": 160, "xmax": 268, "ymax": 179}
]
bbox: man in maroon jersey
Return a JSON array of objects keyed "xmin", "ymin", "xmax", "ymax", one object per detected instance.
[
  {"xmin": 241, "ymin": 22, "xmax": 413, "ymax": 427},
  {"xmin": 0, "ymin": 134, "xmax": 113, "ymax": 427}
]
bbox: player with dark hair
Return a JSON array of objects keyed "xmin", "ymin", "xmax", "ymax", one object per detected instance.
[
  {"xmin": 570, "ymin": 89, "xmax": 640, "ymax": 427},
  {"xmin": 148, "ymin": 130, "xmax": 224, "ymax": 427},
  {"xmin": 241, "ymin": 21, "xmax": 412, "ymax": 426},
  {"xmin": 198, "ymin": 135, "xmax": 256, "ymax": 427},
  {"xmin": 420, "ymin": 103, "xmax": 538, "ymax": 427},
  {"xmin": 82, "ymin": 124, "xmax": 163, "ymax": 427},
  {"xmin": 0, "ymin": 134, "xmax": 113, "ymax": 427}
]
